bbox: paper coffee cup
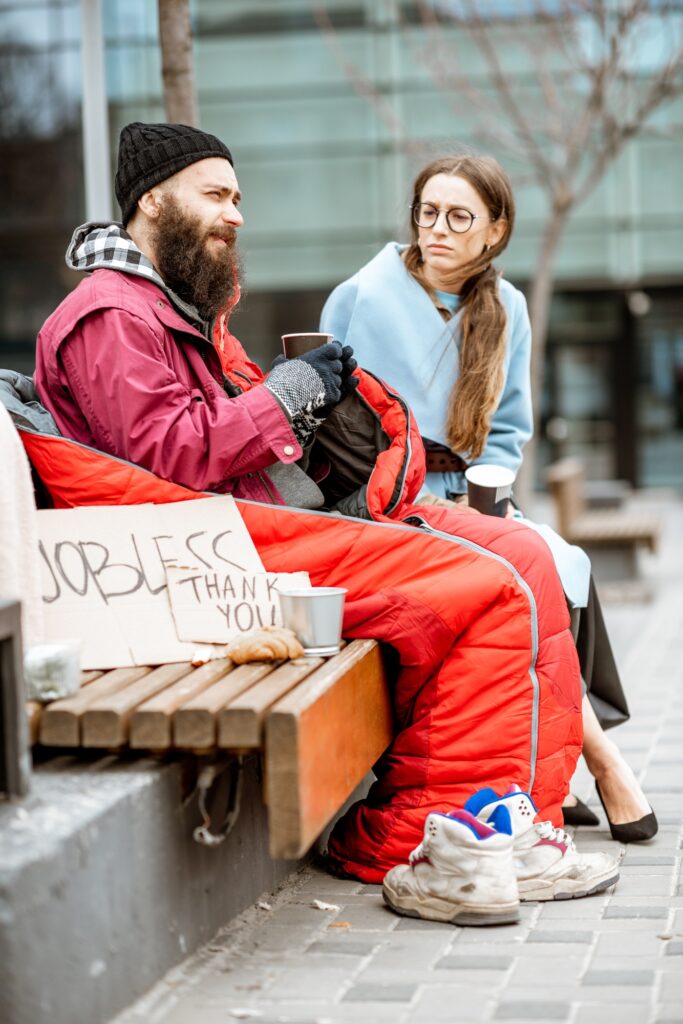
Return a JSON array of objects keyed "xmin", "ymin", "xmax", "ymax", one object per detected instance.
[
  {"xmin": 277, "ymin": 586, "xmax": 347, "ymax": 656},
  {"xmin": 465, "ymin": 465, "xmax": 515, "ymax": 517},
  {"xmin": 281, "ymin": 332, "xmax": 334, "ymax": 358}
]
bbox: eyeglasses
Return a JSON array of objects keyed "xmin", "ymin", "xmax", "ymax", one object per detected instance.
[{"xmin": 412, "ymin": 202, "xmax": 492, "ymax": 234}]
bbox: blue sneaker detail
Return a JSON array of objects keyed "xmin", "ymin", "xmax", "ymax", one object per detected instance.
[
  {"xmin": 465, "ymin": 784, "xmax": 539, "ymax": 822},
  {"xmin": 487, "ymin": 804, "xmax": 513, "ymax": 836},
  {"xmin": 431, "ymin": 808, "xmax": 497, "ymax": 841},
  {"xmin": 463, "ymin": 787, "xmax": 502, "ymax": 817}
]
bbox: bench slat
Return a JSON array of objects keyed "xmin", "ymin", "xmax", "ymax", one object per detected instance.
[
  {"xmin": 570, "ymin": 514, "xmax": 659, "ymax": 550},
  {"xmin": 129, "ymin": 659, "xmax": 232, "ymax": 750},
  {"xmin": 266, "ymin": 639, "xmax": 392, "ymax": 859},
  {"xmin": 81, "ymin": 664, "xmax": 191, "ymax": 748},
  {"xmin": 218, "ymin": 657, "xmax": 324, "ymax": 750},
  {"xmin": 26, "ymin": 671, "xmax": 103, "ymax": 746},
  {"xmin": 172, "ymin": 662, "xmax": 275, "ymax": 751},
  {"xmin": 81, "ymin": 671, "xmax": 105, "ymax": 686},
  {"xmin": 40, "ymin": 667, "xmax": 151, "ymax": 747}
]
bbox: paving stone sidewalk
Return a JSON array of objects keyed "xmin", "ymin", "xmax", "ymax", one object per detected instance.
[{"xmin": 114, "ymin": 492, "xmax": 683, "ymax": 1024}]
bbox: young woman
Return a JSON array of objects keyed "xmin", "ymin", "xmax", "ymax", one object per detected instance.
[{"xmin": 321, "ymin": 154, "xmax": 656, "ymax": 840}]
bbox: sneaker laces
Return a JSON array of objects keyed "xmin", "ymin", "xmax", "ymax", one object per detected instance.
[
  {"xmin": 409, "ymin": 840, "xmax": 428, "ymax": 866},
  {"xmin": 533, "ymin": 820, "xmax": 573, "ymax": 847}
]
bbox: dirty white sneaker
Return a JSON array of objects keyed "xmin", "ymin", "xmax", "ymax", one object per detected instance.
[
  {"xmin": 382, "ymin": 808, "xmax": 520, "ymax": 926},
  {"xmin": 464, "ymin": 785, "xmax": 620, "ymax": 902}
]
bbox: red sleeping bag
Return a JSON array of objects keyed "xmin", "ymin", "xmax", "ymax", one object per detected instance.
[{"xmin": 19, "ymin": 358, "xmax": 582, "ymax": 883}]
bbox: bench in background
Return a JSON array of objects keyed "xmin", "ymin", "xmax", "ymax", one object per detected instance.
[{"xmin": 546, "ymin": 457, "xmax": 659, "ymax": 583}]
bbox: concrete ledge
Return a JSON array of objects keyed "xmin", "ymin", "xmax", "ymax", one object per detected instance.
[{"xmin": 0, "ymin": 753, "xmax": 302, "ymax": 1024}]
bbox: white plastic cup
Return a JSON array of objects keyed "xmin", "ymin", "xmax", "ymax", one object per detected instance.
[
  {"xmin": 465, "ymin": 465, "xmax": 516, "ymax": 517},
  {"xmin": 281, "ymin": 332, "xmax": 334, "ymax": 358},
  {"xmin": 277, "ymin": 587, "xmax": 347, "ymax": 656},
  {"xmin": 23, "ymin": 640, "xmax": 82, "ymax": 702}
]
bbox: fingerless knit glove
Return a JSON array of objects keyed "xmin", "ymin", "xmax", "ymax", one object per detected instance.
[{"xmin": 264, "ymin": 342, "xmax": 344, "ymax": 446}]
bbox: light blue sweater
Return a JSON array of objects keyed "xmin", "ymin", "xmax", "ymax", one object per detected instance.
[{"xmin": 320, "ymin": 241, "xmax": 533, "ymax": 498}]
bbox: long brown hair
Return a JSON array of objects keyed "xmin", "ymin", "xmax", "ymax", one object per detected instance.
[{"xmin": 404, "ymin": 154, "xmax": 515, "ymax": 460}]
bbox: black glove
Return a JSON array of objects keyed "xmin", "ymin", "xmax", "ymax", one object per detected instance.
[
  {"xmin": 339, "ymin": 344, "xmax": 359, "ymax": 396},
  {"xmin": 311, "ymin": 344, "xmax": 359, "ymax": 419},
  {"xmin": 269, "ymin": 342, "xmax": 357, "ymax": 397},
  {"xmin": 296, "ymin": 342, "xmax": 346, "ymax": 405},
  {"xmin": 264, "ymin": 341, "xmax": 344, "ymax": 446}
]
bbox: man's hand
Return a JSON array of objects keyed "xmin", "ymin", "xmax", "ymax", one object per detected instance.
[
  {"xmin": 271, "ymin": 343, "xmax": 358, "ymax": 399},
  {"xmin": 295, "ymin": 342, "xmax": 345, "ymax": 407},
  {"xmin": 271, "ymin": 342, "xmax": 357, "ymax": 395},
  {"xmin": 265, "ymin": 342, "xmax": 359, "ymax": 444},
  {"xmin": 311, "ymin": 344, "xmax": 359, "ymax": 418},
  {"xmin": 264, "ymin": 341, "xmax": 349, "ymax": 446}
]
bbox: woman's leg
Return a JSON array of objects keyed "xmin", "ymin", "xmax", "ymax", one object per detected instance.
[
  {"xmin": 580, "ymin": 695, "xmax": 651, "ymax": 823},
  {"xmin": 562, "ymin": 580, "xmax": 646, "ymax": 822}
]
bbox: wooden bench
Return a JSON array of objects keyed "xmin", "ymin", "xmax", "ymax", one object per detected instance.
[
  {"xmin": 545, "ymin": 458, "xmax": 659, "ymax": 582},
  {"xmin": 27, "ymin": 638, "xmax": 393, "ymax": 859}
]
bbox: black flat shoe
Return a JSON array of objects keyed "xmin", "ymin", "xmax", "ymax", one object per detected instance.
[
  {"xmin": 562, "ymin": 796, "xmax": 600, "ymax": 827},
  {"xmin": 596, "ymin": 781, "xmax": 658, "ymax": 842}
]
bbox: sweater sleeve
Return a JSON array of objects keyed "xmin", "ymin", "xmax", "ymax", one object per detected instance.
[
  {"xmin": 55, "ymin": 308, "xmax": 302, "ymax": 492},
  {"xmin": 319, "ymin": 275, "xmax": 359, "ymax": 343},
  {"xmin": 478, "ymin": 288, "xmax": 533, "ymax": 475}
]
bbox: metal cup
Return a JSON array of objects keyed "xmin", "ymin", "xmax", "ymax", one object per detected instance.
[
  {"xmin": 277, "ymin": 587, "xmax": 347, "ymax": 656},
  {"xmin": 465, "ymin": 465, "xmax": 516, "ymax": 517},
  {"xmin": 281, "ymin": 332, "xmax": 334, "ymax": 358}
]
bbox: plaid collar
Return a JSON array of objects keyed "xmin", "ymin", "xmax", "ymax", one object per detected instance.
[{"xmin": 65, "ymin": 222, "xmax": 209, "ymax": 334}]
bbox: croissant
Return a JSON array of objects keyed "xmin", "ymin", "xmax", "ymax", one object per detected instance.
[{"xmin": 226, "ymin": 626, "xmax": 305, "ymax": 664}]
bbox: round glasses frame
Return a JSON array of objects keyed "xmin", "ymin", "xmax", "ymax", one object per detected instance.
[{"xmin": 411, "ymin": 202, "xmax": 492, "ymax": 235}]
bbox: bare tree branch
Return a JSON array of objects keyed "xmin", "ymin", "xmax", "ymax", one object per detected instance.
[
  {"xmin": 312, "ymin": 0, "xmax": 683, "ymax": 492},
  {"xmin": 459, "ymin": 0, "xmax": 560, "ymax": 182},
  {"xmin": 575, "ymin": 53, "xmax": 683, "ymax": 203},
  {"xmin": 312, "ymin": 2, "xmax": 424, "ymax": 153}
]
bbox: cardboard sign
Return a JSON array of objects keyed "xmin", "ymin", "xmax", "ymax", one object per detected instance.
[
  {"xmin": 166, "ymin": 568, "xmax": 311, "ymax": 643},
  {"xmin": 37, "ymin": 497, "xmax": 265, "ymax": 669}
]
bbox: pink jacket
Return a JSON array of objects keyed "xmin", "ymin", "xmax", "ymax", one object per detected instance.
[{"xmin": 35, "ymin": 270, "xmax": 301, "ymax": 501}]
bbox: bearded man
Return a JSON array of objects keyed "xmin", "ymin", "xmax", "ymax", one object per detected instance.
[{"xmin": 35, "ymin": 121, "xmax": 356, "ymax": 505}]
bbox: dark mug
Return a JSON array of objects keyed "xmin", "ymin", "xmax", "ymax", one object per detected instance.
[
  {"xmin": 465, "ymin": 465, "xmax": 515, "ymax": 517},
  {"xmin": 281, "ymin": 332, "xmax": 334, "ymax": 358}
]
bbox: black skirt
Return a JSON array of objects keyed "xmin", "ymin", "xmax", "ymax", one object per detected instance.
[{"xmin": 574, "ymin": 576, "xmax": 630, "ymax": 730}]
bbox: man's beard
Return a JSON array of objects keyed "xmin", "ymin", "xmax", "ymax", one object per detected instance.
[{"xmin": 152, "ymin": 195, "xmax": 242, "ymax": 321}]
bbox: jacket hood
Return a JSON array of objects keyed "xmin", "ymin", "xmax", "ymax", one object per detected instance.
[
  {"xmin": 66, "ymin": 222, "xmax": 163, "ymax": 281},
  {"xmin": 65, "ymin": 222, "xmax": 208, "ymax": 332}
]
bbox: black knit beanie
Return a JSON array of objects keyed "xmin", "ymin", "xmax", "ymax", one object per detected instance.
[{"xmin": 115, "ymin": 121, "xmax": 234, "ymax": 225}]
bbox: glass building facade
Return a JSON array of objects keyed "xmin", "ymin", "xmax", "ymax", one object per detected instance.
[{"xmin": 1, "ymin": 0, "xmax": 682, "ymax": 486}]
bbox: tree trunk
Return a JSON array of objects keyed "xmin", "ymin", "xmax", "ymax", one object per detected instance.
[
  {"xmin": 514, "ymin": 206, "xmax": 569, "ymax": 511},
  {"xmin": 157, "ymin": 0, "xmax": 199, "ymax": 126}
]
